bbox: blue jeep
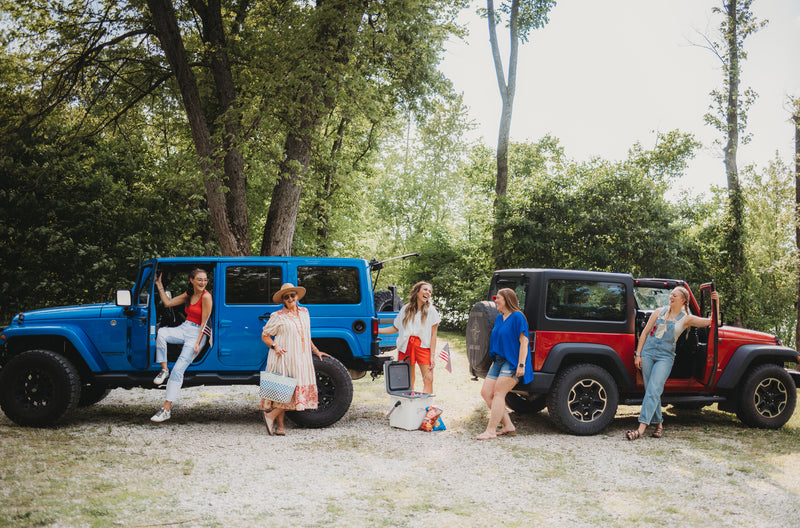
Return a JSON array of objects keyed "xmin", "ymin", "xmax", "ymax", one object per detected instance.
[{"xmin": 0, "ymin": 256, "xmax": 404, "ymax": 427}]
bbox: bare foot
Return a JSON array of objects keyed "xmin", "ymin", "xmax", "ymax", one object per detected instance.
[
  {"xmin": 496, "ymin": 427, "xmax": 517, "ymax": 437},
  {"xmin": 476, "ymin": 431, "xmax": 497, "ymax": 440}
]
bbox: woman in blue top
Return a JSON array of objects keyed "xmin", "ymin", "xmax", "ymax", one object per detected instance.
[
  {"xmin": 476, "ymin": 288, "xmax": 533, "ymax": 440},
  {"xmin": 626, "ymin": 287, "xmax": 719, "ymax": 440}
]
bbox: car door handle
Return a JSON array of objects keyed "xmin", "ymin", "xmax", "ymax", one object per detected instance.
[{"xmin": 219, "ymin": 320, "xmax": 232, "ymax": 328}]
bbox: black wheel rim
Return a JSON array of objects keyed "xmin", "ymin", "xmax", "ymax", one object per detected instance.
[
  {"xmin": 568, "ymin": 379, "xmax": 607, "ymax": 422},
  {"xmin": 13, "ymin": 368, "xmax": 55, "ymax": 410},
  {"xmin": 316, "ymin": 372, "xmax": 336, "ymax": 409},
  {"xmin": 754, "ymin": 377, "xmax": 787, "ymax": 418}
]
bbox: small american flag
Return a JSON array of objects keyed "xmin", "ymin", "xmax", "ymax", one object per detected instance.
[
  {"xmin": 201, "ymin": 324, "xmax": 213, "ymax": 348},
  {"xmin": 438, "ymin": 342, "xmax": 452, "ymax": 373}
]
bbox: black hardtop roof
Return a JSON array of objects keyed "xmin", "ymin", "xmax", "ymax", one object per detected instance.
[
  {"xmin": 494, "ymin": 268, "xmax": 634, "ymax": 281},
  {"xmin": 143, "ymin": 256, "xmax": 370, "ymax": 266}
]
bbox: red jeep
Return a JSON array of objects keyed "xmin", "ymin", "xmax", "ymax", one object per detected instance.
[{"xmin": 466, "ymin": 269, "xmax": 800, "ymax": 435}]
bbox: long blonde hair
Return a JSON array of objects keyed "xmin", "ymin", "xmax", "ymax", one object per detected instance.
[
  {"xmin": 403, "ymin": 282, "xmax": 432, "ymax": 327},
  {"xmin": 673, "ymin": 286, "xmax": 690, "ymax": 315}
]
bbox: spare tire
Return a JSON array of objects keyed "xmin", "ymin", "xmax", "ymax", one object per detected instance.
[
  {"xmin": 374, "ymin": 289, "xmax": 402, "ymax": 312},
  {"xmin": 466, "ymin": 301, "xmax": 500, "ymax": 378}
]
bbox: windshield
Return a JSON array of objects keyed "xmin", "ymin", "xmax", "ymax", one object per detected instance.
[{"xmin": 633, "ymin": 286, "xmax": 672, "ymax": 310}]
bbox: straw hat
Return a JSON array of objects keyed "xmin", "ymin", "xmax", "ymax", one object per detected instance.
[{"xmin": 272, "ymin": 282, "xmax": 306, "ymax": 304}]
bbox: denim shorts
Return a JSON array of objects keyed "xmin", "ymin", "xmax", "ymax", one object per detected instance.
[{"xmin": 486, "ymin": 357, "xmax": 517, "ymax": 380}]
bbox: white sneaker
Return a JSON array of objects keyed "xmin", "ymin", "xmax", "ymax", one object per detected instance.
[
  {"xmin": 150, "ymin": 408, "xmax": 171, "ymax": 422},
  {"xmin": 153, "ymin": 369, "xmax": 169, "ymax": 385}
]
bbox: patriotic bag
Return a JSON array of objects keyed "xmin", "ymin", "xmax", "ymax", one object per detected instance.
[{"xmin": 259, "ymin": 357, "xmax": 297, "ymax": 403}]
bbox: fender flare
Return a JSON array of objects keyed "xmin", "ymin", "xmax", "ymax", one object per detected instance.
[
  {"xmin": 1, "ymin": 325, "xmax": 107, "ymax": 372},
  {"xmin": 540, "ymin": 342, "xmax": 635, "ymax": 388},
  {"xmin": 715, "ymin": 344, "xmax": 798, "ymax": 389}
]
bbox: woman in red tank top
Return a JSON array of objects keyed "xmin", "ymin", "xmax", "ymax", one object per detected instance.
[{"xmin": 150, "ymin": 268, "xmax": 213, "ymax": 423}]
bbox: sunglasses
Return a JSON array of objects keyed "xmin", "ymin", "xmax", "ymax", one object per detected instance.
[{"xmin": 283, "ymin": 293, "xmax": 297, "ymax": 300}]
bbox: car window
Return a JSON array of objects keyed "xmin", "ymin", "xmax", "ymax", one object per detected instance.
[
  {"xmin": 489, "ymin": 276, "xmax": 528, "ymax": 310},
  {"xmin": 634, "ymin": 286, "xmax": 672, "ymax": 310},
  {"xmin": 298, "ymin": 266, "xmax": 360, "ymax": 305},
  {"xmin": 226, "ymin": 266, "xmax": 282, "ymax": 305},
  {"xmin": 546, "ymin": 280, "xmax": 627, "ymax": 322},
  {"xmin": 137, "ymin": 265, "xmax": 154, "ymax": 305}
]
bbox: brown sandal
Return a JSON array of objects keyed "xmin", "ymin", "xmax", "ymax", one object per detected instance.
[
  {"xmin": 625, "ymin": 429, "xmax": 642, "ymax": 441},
  {"xmin": 651, "ymin": 423, "xmax": 664, "ymax": 438}
]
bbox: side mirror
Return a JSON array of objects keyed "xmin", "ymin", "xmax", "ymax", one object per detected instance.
[{"xmin": 116, "ymin": 289, "xmax": 132, "ymax": 307}]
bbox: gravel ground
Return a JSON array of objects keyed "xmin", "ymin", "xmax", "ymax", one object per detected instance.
[{"xmin": 3, "ymin": 349, "xmax": 799, "ymax": 528}]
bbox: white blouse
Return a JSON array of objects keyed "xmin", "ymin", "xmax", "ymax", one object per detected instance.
[{"xmin": 393, "ymin": 304, "xmax": 441, "ymax": 352}]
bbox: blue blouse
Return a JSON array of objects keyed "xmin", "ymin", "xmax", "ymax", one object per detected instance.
[{"xmin": 489, "ymin": 311, "xmax": 533, "ymax": 384}]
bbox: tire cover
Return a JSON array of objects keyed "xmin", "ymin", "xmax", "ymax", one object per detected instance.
[{"xmin": 466, "ymin": 301, "xmax": 500, "ymax": 377}]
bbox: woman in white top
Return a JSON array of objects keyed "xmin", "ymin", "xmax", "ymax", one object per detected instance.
[{"xmin": 378, "ymin": 282, "xmax": 440, "ymax": 394}]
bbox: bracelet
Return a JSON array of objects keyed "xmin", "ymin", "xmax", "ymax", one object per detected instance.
[{"xmin": 635, "ymin": 354, "xmax": 641, "ymax": 357}]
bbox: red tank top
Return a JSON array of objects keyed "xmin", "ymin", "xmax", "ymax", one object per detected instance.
[{"xmin": 185, "ymin": 290, "xmax": 208, "ymax": 324}]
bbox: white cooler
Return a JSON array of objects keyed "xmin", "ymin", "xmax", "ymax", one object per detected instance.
[{"xmin": 384, "ymin": 360, "xmax": 434, "ymax": 430}]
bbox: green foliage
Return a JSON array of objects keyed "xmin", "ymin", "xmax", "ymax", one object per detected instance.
[
  {"xmin": 741, "ymin": 159, "xmax": 798, "ymax": 346},
  {"xmin": 496, "ymin": 132, "xmax": 702, "ymax": 278},
  {"xmin": 0, "ymin": 102, "xmax": 212, "ymax": 323},
  {"xmin": 401, "ymin": 233, "xmax": 494, "ymax": 331},
  {"xmin": 478, "ymin": 0, "xmax": 557, "ymax": 43}
]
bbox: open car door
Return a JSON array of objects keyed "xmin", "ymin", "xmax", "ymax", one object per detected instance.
[{"xmin": 699, "ymin": 282, "xmax": 719, "ymax": 387}]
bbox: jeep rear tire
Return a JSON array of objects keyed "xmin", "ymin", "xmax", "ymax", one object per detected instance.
[
  {"xmin": 466, "ymin": 301, "xmax": 500, "ymax": 378},
  {"xmin": 287, "ymin": 355, "xmax": 353, "ymax": 428},
  {"xmin": 547, "ymin": 363, "xmax": 619, "ymax": 436},
  {"xmin": 735, "ymin": 364, "xmax": 797, "ymax": 429},
  {"xmin": 505, "ymin": 392, "xmax": 547, "ymax": 414},
  {"xmin": 0, "ymin": 350, "xmax": 82, "ymax": 427}
]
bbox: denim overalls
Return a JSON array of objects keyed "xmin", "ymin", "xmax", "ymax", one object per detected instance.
[{"xmin": 639, "ymin": 308, "xmax": 686, "ymax": 425}]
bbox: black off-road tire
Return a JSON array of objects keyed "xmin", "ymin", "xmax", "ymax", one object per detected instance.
[
  {"xmin": 505, "ymin": 392, "xmax": 547, "ymax": 415},
  {"xmin": 735, "ymin": 363, "xmax": 797, "ymax": 429},
  {"xmin": 547, "ymin": 363, "xmax": 619, "ymax": 436},
  {"xmin": 78, "ymin": 383, "xmax": 112, "ymax": 407},
  {"xmin": 0, "ymin": 349, "xmax": 82, "ymax": 427},
  {"xmin": 466, "ymin": 301, "xmax": 500, "ymax": 378},
  {"xmin": 287, "ymin": 355, "xmax": 354, "ymax": 428}
]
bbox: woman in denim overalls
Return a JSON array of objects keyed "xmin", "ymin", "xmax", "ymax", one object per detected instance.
[{"xmin": 626, "ymin": 287, "xmax": 719, "ymax": 440}]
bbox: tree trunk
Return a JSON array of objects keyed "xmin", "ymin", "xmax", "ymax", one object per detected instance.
[
  {"xmin": 260, "ymin": 0, "xmax": 361, "ymax": 256},
  {"xmin": 315, "ymin": 117, "xmax": 349, "ymax": 255},
  {"xmin": 146, "ymin": 0, "xmax": 250, "ymax": 256},
  {"xmin": 793, "ymin": 103, "xmax": 800, "ymax": 345},
  {"xmin": 261, "ymin": 129, "xmax": 311, "ymax": 257},
  {"xmin": 723, "ymin": 0, "xmax": 745, "ymax": 326},
  {"xmin": 488, "ymin": 0, "xmax": 520, "ymax": 265}
]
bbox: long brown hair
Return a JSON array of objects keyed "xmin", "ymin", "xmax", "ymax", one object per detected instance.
[
  {"xmin": 496, "ymin": 288, "xmax": 522, "ymax": 313},
  {"xmin": 403, "ymin": 281, "xmax": 432, "ymax": 327},
  {"xmin": 185, "ymin": 268, "xmax": 208, "ymax": 300}
]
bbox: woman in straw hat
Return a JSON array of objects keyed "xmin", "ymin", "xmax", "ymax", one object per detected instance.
[{"xmin": 260, "ymin": 283, "xmax": 328, "ymax": 435}]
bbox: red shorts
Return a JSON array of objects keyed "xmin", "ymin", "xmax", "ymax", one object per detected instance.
[{"xmin": 399, "ymin": 335, "xmax": 432, "ymax": 366}]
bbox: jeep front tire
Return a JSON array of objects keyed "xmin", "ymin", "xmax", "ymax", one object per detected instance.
[
  {"xmin": 735, "ymin": 363, "xmax": 797, "ymax": 429},
  {"xmin": 0, "ymin": 349, "xmax": 82, "ymax": 427},
  {"xmin": 547, "ymin": 363, "xmax": 619, "ymax": 435},
  {"xmin": 287, "ymin": 355, "xmax": 353, "ymax": 428}
]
